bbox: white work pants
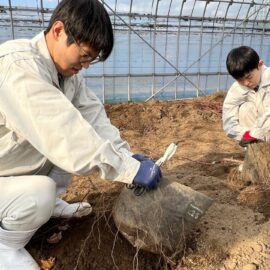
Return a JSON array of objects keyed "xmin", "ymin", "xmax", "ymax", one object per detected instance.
[
  {"xmin": 47, "ymin": 165, "xmax": 72, "ymax": 196},
  {"xmin": 0, "ymin": 165, "xmax": 90, "ymax": 253},
  {"xmin": 0, "ymin": 165, "xmax": 71, "ymax": 233},
  {"xmin": 0, "ymin": 175, "xmax": 56, "ymax": 248},
  {"xmin": 0, "ymin": 175, "xmax": 56, "ymax": 232}
]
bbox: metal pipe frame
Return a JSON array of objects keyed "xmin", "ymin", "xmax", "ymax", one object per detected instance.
[{"xmin": 1, "ymin": 0, "xmax": 270, "ymax": 103}]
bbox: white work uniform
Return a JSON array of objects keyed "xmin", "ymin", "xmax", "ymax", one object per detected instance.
[
  {"xmin": 0, "ymin": 31, "xmax": 140, "ymax": 268},
  {"xmin": 222, "ymin": 66, "xmax": 270, "ymax": 141}
]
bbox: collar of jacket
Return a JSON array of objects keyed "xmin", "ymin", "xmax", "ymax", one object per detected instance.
[{"xmin": 30, "ymin": 31, "xmax": 61, "ymax": 89}]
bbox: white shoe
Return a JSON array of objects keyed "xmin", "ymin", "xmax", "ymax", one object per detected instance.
[
  {"xmin": 0, "ymin": 247, "xmax": 40, "ymax": 270},
  {"xmin": 52, "ymin": 198, "xmax": 92, "ymax": 218}
]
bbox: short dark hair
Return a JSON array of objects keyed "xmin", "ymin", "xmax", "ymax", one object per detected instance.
[
  {"xmin": 45, "ymin": 0, "xmax": 114, "ymax": 61},
  {"xmin": 226, "ymin": 46, "xmax": 260, "ymax": 80}
]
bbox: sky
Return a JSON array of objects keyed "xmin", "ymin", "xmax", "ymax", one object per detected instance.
[{"xmin": 0, "ymin": 0, "xmax": 263, "ymax": 19}]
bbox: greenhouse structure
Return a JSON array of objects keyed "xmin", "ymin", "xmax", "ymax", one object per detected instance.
[{"xmin": 0, "ymin": 0, "xmax": 270, "ymax": 102}]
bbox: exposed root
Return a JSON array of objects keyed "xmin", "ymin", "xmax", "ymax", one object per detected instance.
[{"xmin": 111, "ymin": 229, "xmax": 120, "ymax": 270}]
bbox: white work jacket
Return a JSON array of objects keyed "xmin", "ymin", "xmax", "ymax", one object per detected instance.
[
  {"xmin": 0, "ymin": 32, "xmax": 140, "ymax": 184},
  {"xmin": 222, "ymin": 66, "xmax": 270, "ymax": 141}
]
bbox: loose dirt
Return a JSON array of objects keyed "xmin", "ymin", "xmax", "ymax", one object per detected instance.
[{"xmin": 29, "ymin": 92, "xmax": 270, "ymax": 270}]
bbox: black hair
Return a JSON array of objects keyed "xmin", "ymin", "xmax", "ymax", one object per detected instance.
[
  {"xmin": 45, "ymin": 0, "xmax": 114, "ymax": 61},
  {"xmin": 226, "ymin": 46, "xmax": 260, "ymax": 80}
]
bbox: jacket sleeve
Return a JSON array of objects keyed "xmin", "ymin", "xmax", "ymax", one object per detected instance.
[
  {"xmin": 222, "ymin": 83, "xmax": 250, "ymax": 141},
  {"xmin": 0, "ymin": 57, "xmax": 140, "ymax": 184},
  {"xmin": 248, "ymin": 68, "xmax": 270, "ymax": 139},
  {"xmin": 72, "ymin": 76, "xmax": 132, "ymax": 157},
  {"xmin": 249, "ymin": 89, "xmax": 270, "ymax": 140}
]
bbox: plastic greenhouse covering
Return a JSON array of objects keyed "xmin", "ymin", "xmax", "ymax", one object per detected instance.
[{"xmin": 0, "ymin": 0, "xmax": 270, "ymax": 102}]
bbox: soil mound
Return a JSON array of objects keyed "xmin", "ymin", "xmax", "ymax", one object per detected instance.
[{"xmin": 29, "ymin": 92, "xmax": 270, "ymax": 270}]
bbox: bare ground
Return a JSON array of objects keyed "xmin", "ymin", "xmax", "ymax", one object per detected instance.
[{"xmin": 29, "ymin": 92, "xmax": 270, "ymax": 270}]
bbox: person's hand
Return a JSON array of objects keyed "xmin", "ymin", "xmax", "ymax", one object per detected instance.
[
  {"xmin": 239, "ymin": 131, "xmax": 257, "ymax": 147},
  {"xmin": 132, "ymin": 159, "xmax": 162, "ymax": 189},
  {"xmin": 132, "ymin": 154, "xmax": 149, "ymax": 162}
]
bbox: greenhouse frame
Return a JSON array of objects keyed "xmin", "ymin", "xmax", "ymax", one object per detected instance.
[{"xmin": 0, "ymin": 0, "xmax": 270, "ymax": 102}]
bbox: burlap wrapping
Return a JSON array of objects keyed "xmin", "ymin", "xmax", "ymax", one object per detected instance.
[{"xmin": 113, "ymin": 177, "xmax": 213, "ymax": 255}]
